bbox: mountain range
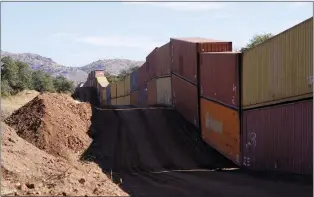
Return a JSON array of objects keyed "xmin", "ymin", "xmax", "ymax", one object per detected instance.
[{"xmin": 1, "ymin": 51, "xmax": 144, "ymax": 84}]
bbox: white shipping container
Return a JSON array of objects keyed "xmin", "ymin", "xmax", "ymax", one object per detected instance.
[{"xmin": 156, "ymin": 77, "xmax": 172, "ymax": 106}]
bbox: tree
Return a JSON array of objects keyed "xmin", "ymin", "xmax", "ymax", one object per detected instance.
[
  {"xmin": 1, "ymin": 80, "xmax": 13, "ymax": 97},
  {"xmin": 1, "ymin": 57, "xmax": 19, "ymax": 92},
  {"xmin": 31, "ymin": 70, "xmax": 55, "ymax": 92},
  {"xmin": 16, "ymin": 61, "xmax": 32, "ymax": 91},
  {"xmin": 53, "ymin": 76, "xmax": 75, "ymax": 93},
  {"xmin": 240, "ymin": 33, "xmax": 273, "ymax": 52}
]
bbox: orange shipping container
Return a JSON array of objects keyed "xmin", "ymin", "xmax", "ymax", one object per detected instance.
[
  {"xmin": 111, "ymin": 83, "xmax": 117, "ymax": 98},
  {"xmin": 200, "ymin": 98, "xmax": 240, "ymax": 165},
  {"xmin": 147, "ymin": 78, "xmax": 157, "ymax": 105}
]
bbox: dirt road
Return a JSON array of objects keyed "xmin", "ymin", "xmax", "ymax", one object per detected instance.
[{"xmin": 83, "ymin": 107, "xmax": 313, "ymax": 197}]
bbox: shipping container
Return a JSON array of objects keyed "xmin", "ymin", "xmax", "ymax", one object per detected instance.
[
  {"xmin": 125, "ymin": 95, "xmax": 130, "ymax": 105},
  {"xmin": 147, "ymin": 78, "xmax": 157, "ymax": 105},
  {"xmin": 171, "ymin": 74, "xmax": 199, "ymax": 128},
  {"xmin": 156, "ymin": 42, "xmax": 171, "ymax": 77},
  {"xmin": 242, "ymin": 18, "xmax": 313, "ymax": 109},
  {"xmin": 99, "ymin": 87, "xmax": 107, "ymax": 105},
  {"xmin": 111, "ymin": 83, "xmax": 117, "ymax": 98},
  {"xmin": 111, "ymin": 98, "xmax": 117, "ymax": 105},
  {"xmin": 200, "ymin": 52, "xmax": 241, "ymax": 109},
  {"xmin": 200, "ymin": 98, "xmax": 240, "ymax": 165},
  {"xmin": 107, "ymin": 98, "xmax": 111, "ymax": 105},
  {"xmin": 130, "ymin": 68, "xmax": 139, "ymax": 91},
  {"xmin": 156, "ymin": 77, "xmax": 172, "ymax": 106},
  {"xmin": 117, "ymin": 80, "xmax": 125, "ymax": 98},
  {"xmin": 171, "ymin": 37, "xmax": 233, "ymax": 84},
  {"xmin": 139, "ymin": 63, "xmax": 148, "ymax": 89},
  {"xmin": 138, "ymin": 85, "xmax": 148, "ymax": 107},
  {"xmin": 106, "ymin": 85, "xmax": 111, "ymax": 100},
  {"xmin": 130, "ymin": 90, "xmax": 139, "ymax": 106},
  {"xmin": 91, "ymin": 70, "xmax": 104, "ymax": 78},
  {"xmin": 242, "ymin": 99, "xmax": 313, "ymax": 175},
  {"xmin": 146, "ymin": 47, "xmax": 158, "ymax": 80},
  {"xmin": 124, "ymin": 74, "xmax": 131, "ymax": 95},
  {"xmin": 117, "ymin": 97, "xmax": 124, "ymax": 105}
]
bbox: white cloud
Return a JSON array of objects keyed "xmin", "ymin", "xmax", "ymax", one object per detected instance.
[{"xmin": 122, "ymin": 0, "xmax": 227, "ymax": 11}]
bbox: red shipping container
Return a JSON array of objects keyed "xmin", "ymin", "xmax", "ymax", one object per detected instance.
[
  {"xmin": 242, "ymin": 99, "xmax": 313, "ymax": 175},
  {"xmin": 147, "ymin": 78, "xmax": 157, "ymax": 105},
  {"xmin": 171, "ymin": 37, "xmax": 232, "ymax": 85},
  {"xmin": 130, "ymin": 90, "xmax": 139, "ymax": 106},
  {"xmin": 146, "ymin": 47, "xmax": 158, "ymax": 80},
  {"xmin": 200, "ymin": 52, "xmax": 241, "ymax": 109},
  {"xmin": 139, "ymin": 62, "xmax": 147, "ymax": 89},
  {"xmin": 171, "ymin": 74, "xmax": 199, "ymax": 128},
  {"xmin": 156, "ymin": 42, "xmax": 171, "ymax": 77}
]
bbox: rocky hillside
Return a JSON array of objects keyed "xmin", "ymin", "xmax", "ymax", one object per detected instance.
[{"xmin": 1, "ymin": 51, "xmax": 144, "ymax": 84}]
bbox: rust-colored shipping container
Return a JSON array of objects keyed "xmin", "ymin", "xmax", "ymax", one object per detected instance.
[
  {"xmin": 171, "ymin": 37, "xmax": 232, "ymax": 84},
  {"xmin": 116, "ymin": 80, "xmax": 125, "ymax": 98},
  {"xmin": 124, "ymin": 74, "xmax": 131, "ymax": 95},
  {"xmin": 146, "ymin": 47, "xmax": 158, "ymax": 80},
  {"xmin": 242, "ymin": 99, "xmax": 313, "ymax": 175},
  {"xmin": 200, "ymin": 52, "xmax": 241, "ymax": 109},
  {"xmin": 111, "ymin": 98, "xmax": 117, "ymax": 105},
  {"xmin": 156, "ymin": 42, "xmax": 171, "ymax": 77},
  {"xmin": 200, "ymin": 98, "xmax": 240, "ymax": 165},
  {"xmin": 130, "ymin": 90, "xmax": 139, "ymax": 106},
  {"xmin": 110, "ymin": 83, "xmax": 117, "ymax": 98},
  {"xmin": 172, "ymin": 74, "xmax": 199, "ymax": 128},
  {"xmin": 156, "ymin": 77, "xmax": 172, "ymax": 106},
  {"xmin": 147, "ymin": 78, "xmax": 157, "ymax": 105},
  {"xmin": 139, "ymin": 63, "xmax": 147, "ymax": 89},
  {"xmin": 242, "ymin": 18, "xmax": 313, "ymax": 109}
]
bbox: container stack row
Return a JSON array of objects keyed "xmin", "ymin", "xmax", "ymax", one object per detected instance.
[{"xmin": 82, "ymin": 17, "xmax": 313, "ymax": 175}]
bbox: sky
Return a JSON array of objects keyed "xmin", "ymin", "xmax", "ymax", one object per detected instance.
[{"xmin": 1, "ymin": 1, "xmax": 313, "ymax": 67}]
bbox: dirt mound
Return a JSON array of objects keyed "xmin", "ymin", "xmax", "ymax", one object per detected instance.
[
  {"xmin": 4, "ymin": 93, "xmax": 92, "ymax": 161},
  {"xmin": 1, "ymin": 122, "xmax": 128, "ymax": 196},
  {"xmin": 82, "ymin": 108, "xmax": 235, "ymax": 174}
]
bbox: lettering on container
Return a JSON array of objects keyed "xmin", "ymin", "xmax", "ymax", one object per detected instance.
[
  {"xmin": 200, "ymin": 87, "xmax": 204, "ymax": 95},
  {"xmin": 205, "ymin": 112, "xmax": 223, "ymax": 134},
  {"xmin": 236, "ymin": 154, "xmax": 240, "ymax": 164},
  {"xmin": 308, "ymin": 76, "xmax": 313, "ymax": 85},
  {"xmin": 243, "ymin": 157, "xmax": 251, "ymax": 167},
  {"xmin": 245, "ymin": 132, "xmax": 257, "ymax": 150}
]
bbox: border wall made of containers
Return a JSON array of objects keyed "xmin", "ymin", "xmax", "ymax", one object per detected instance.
[{"xmin": 77, "ymin": 17, "xmax": 313, "ymax": 176}]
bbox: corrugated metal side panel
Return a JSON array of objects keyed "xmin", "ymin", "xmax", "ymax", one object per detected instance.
[
  {"xmin": 130, "ymin": 69, "xmax": 139, "ymax": 92},
  {"xmin": 117, "ymin": 97, "xmax": 124, "ymax": 105},
  {"xmin": 106, "ymin": 85, "xmax": 111, "ymax": 100},
  {"xmin": 198, "ymin": 42, "xmax": 232, "ymax": 53},
  {"xmin": 171, "ymin": 74, "xmax": 199, "ymax": 128},
  {"xmin": 125, "ymin": 95, "xmax": 130, "ymax": 105},
  {"xmin": 124, "ymin": 75, "xmax": 131, "ymax": 95},
  {"xmin": 242, "ymin": 18, "xmax": 313, "ymax": 108},
  {"xmin": 138, "ymin": 85, "xmax": 148, "ymax": 107},
  {"xmin": 111, "ymin": 83, "xmax": 117, "ymax": 98},
  {"xmin": 107, "ymin": 98, "xmax": 111, "ymax": 105},
  {"xmin": 200, "ymin": 53, "xmax": 240, "ymax": 108},
  {"xmin": 117, "ymin": 80, "xmax": 125, "ymax": 98},
  {"xmin": 130, "ymin": 90, "xmax": 139, "ymax": 106},
  {"xmin": 147, "ymin": 78, "xmax": 157, "ymax": 105},
  {"xmin": 100, "ymin": 87, "xmax": 106, "ymax": 103},
  {"xmin": 156, "ymin": 43, "xmax": 171, "ymax": 77},
  {"xmin": 200, "ymin": 98, "xmax": 240, "ymax": 165},
  {"xmin": 146, "ymin": 48, "xmax": 158, "ymax": 80},
  {"xmin": 139, "ymin": 63, "xmax": 147, "ymax": 89},
  {"xmin": 156, "ymin": 77, "xmax": 172, "ymax": 106},
  {"xmin": 111, "ymin": 98, "xmax": 117, "ymax": 105},
  {"xmin": 242, "ymin": 99, "xmax": 313, "ymax": 175}
]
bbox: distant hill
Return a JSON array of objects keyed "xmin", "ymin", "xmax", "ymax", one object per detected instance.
[{"xmin": 1, "ymin": 51, "xmax": 144, "ymax": 84}]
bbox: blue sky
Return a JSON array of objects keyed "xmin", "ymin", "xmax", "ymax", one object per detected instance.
[{"xmin": 1, "ymin": 1, "xmax": 313, "ymax": 67}]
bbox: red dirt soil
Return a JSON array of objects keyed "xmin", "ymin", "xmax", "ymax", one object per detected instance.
[{"xmin": 4, "ymin": 93, "xmax": 92, "ymax": 161}]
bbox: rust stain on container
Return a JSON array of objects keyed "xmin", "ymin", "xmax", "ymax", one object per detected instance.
[
  {"xmin": 242, "ymin": 99, "xmax": 313, "ymax": 175},
  {"xmin": 200, "ymin": 52, "xmax": 241, "ymax": 109},
  {"xmin": 242, "ymin": 18, "xmax": 313, "ymax": 109},
  {"xmin": 156, "ymin": 42, "xmax": 171, "ymax": 77},
  {"xmin": 200, "ymin": 98, "xmax": 240, "ymax": 165},
  {"xmin": 171, "ymin": 74, "xmax": 199, "ymax": 128},
  {"xmin": 156, "ymin": 77, "xmax": 172, "ymax": 106},
  {"xmin": 130, "ymin": 90, "xmax": 139, "ymax": 106},
  {"xmin": 139, "ymin": 62, "xmax": 148, "ymax": 89},
  {"xmin": 147, "ymin": 78, "xmax": 157, "ymax": 105},
  {"xmin": 110, "ymin": 83, "xmax": 117, "ymax": 99},
  {"xmin": 117, "ymin": 80, "xmax": 125, "ymax": 98},
  {"xmin": 171, "ymin": 37, "xmax": 232, "ymax": 84},
  {"xmin": 146, "ymin": 48, "xmax": 158, "ymax": 80}
]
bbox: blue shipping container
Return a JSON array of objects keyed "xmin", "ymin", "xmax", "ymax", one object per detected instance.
[
  {"xmin": 106, "ymin": 85, "xmax": 111, "ymax": 100},
  {"xmin": 130, "ymin": 69, "xmax": 139, "ymax": 92},
  {"xmin": 138, "ymin": 85, "xmax": 148, "ymax": 107}
]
